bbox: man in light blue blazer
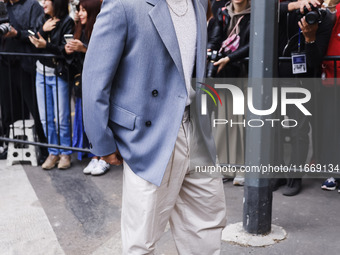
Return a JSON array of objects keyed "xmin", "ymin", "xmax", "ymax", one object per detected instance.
[{"xmin": 82, "ymin": 0, "xmax": 227, "ymax": 253}]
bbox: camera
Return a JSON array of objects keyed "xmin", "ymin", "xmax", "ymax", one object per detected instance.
[
  {"xmin": 296, "ymin": 4, "xmax": 326, "ymax": 25},
  {"xmin": 206, "ymin": 50, "xmax": 223, "ymax": 78},
  {"xmin": 0, "ymin": 23, "xmax": 11, "ymax": 35},
  {"xmin": 0, "ymin": 1, "xmax": 11, "ymax": 36}
]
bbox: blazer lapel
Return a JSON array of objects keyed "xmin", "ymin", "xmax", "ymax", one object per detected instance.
[{"xmin": 147, "ymin": 0, "xmax": 185, "ymax": 81}]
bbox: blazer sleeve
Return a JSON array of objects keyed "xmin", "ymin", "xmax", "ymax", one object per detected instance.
[{"xmin": 82, "ymin": 0, "xmax": 128, "ymax": 156}]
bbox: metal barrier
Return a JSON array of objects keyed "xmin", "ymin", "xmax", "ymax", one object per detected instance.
[
  {"xmin": 0, "ymin": 52, "xmax": 339, "ymax": 168},
  {"xmin": 0, "ymin": 52, "xmax": 90, "ymax": 156},
  {"xmin": 217, "ymin": 56, "xmax": 340, "ymax": 175}
]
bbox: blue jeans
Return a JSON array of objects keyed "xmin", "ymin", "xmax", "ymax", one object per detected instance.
[{"xmin": 36, "ymin": 72, "xmax": 72, "ymax": 155}]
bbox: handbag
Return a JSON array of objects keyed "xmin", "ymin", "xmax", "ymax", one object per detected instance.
[{"xmin": 219, "ymin": 15, "xmax": 244, "ymax": 55}]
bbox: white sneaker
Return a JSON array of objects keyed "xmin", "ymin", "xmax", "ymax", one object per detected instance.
[
  {"xmin": 233, "ymin": 176, "xmax": 245, "ymax": 186},
  {"xmin": 91, "ymin": 159, "xmax": 110, "ymax": 176},
  {"xmin": 83, "ymin": 158, "xmax": 99, "ymax": 174}
]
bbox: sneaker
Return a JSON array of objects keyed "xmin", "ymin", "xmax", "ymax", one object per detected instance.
[
  {"xmin": 282, "ymin": 178, "xmax": 302, "ymax": 196},
  {"xmin": 91, "ymin": 159, "xmax": 110, "ymax": 176},
  {"xmin": 58, "ymin": 154, "xmax": 71, "ymax": 170},
  {"xmin": 83, "ymin": 158, "xmax": 99, "ymax": 175},
  {"xmin": 321, "ymin": 177, "xmax": 337, "ymax": 191},
  {"xmin": 42, "ymin": 154, "xmax": 60, "ymax": 170},
  {"xmin": 233, "ymin": 176, "xmax": 245, "ymax": 186}
]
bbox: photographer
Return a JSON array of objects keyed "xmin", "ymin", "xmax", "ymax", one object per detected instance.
[
  {"xmin": 0, "ymin": 0, "xmax": 46, "ymax": 159},
  {"xmin": 279, "ymin": 0, "xmax": 333, "ymax": 76},
  {"xmin": 274, "ymin": 0, "xmax": 333, "ymax": 196}
]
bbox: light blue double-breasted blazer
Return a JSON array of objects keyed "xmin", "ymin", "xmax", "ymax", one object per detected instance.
[{"xmin": 82, "ymin": 0, "xmax": 215, "ymax": 186}]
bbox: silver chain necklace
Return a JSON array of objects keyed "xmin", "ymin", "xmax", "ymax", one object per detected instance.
[{"xmin": 167, "ymin": 0, "xmax": 189, "ymax": 17}]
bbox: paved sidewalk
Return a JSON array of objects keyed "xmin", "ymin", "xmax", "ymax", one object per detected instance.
[
  {"xmin": 0, "ymin": 162, "xmax": 64, "ymax": 255},
  {"xmin": 0, "ymin": 157, "xmax": 339, "ymax": 255}
]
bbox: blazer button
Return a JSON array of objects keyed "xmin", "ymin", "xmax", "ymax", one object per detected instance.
[
  {"xmin": 152, "ymin": 90, "xmax": 158, "ymax": 97},
  {"xmin": 145, "ymin": 121, "xmax": 152, "ymax": 127},
  {"xmin": 89, "ymin": 143, "xmax": 93, "ymax": 149}
]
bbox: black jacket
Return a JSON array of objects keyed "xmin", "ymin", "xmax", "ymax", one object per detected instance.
[
  {"xmin": 0, "ymin": 0, "xmax": 43, "ymax": 72},
  {"xmin": 207, "ymin": 7, "xmax": 250, "ymax": 64},
  {"xmin": 35, "ymin": 14, "xmax": 74, "ymax": 77},
  {"xmin": 278, "ymin": 1, "xmax": 334, "ymax": 77}
]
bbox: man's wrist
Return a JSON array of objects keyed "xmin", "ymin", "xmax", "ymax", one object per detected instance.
[
  {"xmin": 305, "ymin": 39, "xmax": 316, "ymax": 44},
  {"xmin": 305, "ymin": 35, "xmax": 316, "ymax": 44},
  {"xmin": 15, "ymin": 29, "xmax": 20, "ymax": 39}
]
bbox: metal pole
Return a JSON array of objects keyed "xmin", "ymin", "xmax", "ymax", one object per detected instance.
[
  {"xmin": 8, "ymin": 58, "xmax": 15, "ymax": 141},
  {"xmin": 243, "ymin": 0, "xmax": 278, "ymax": 235}
]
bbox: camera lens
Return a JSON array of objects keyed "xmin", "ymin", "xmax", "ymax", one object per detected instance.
[
  {"xmin": 207, "ymin": 61, "xmax": 218, "ymax": 78},
  {"xmin": 305, "ymin": 11, "xmax": 319, "ymax": 25},
  {"xmin": 0, "ymin": 23, "xmax": 10, "ymax": 35}
]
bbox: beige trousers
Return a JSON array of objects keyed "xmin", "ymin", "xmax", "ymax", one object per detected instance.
[{"xmin": 121, "ymin": 115, "xmax": 227, "ymax": 255}]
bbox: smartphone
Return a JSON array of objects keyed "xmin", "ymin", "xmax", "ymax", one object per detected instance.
[
  {"xmin": 28, "ymin": 30, "xmax": 35, "ymax": 36},
  {"xmin": 64, "ymin": 34, "xmax": 74, "ymax": 43}
]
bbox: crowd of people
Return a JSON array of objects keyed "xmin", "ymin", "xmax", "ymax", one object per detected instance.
[
  {"xmin": 0, "ymin": 0, "xmax": 111, "ymax": 175},
  {"xmin": 0, "ymin": 0, "xmax": 340, "ymax": 253},
  {"xmin": 0, "ymin": 0, "xmax": 339, "ymax": 191},
  {"xmin": 206, "ymin": 0, "xmax": 340, "ymax": 196}
]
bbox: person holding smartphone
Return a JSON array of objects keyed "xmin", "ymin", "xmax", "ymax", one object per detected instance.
[
  {"xmin": 64, "ymin": 0, "xmax": 106, "ymax": 176},
  {"xmin": 29, "ymin": 0, "xmax": 74, "ymax": 170}
]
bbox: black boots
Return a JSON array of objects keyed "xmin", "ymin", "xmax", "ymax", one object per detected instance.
[
  {"xmin": 271, "ymin": 178, "xmax": 302, "ymax": 196},
  {"xmin": 282, "ymin": 178, "xmax": 302, "ymax": 196}
]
